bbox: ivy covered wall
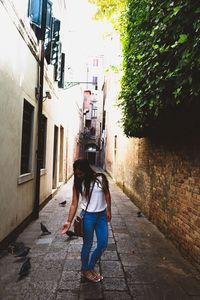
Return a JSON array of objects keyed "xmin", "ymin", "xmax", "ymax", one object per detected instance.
[
  {"xmin": 120, "ymin": 0, "xmax": 200, "ymax": 137},
  {"xmin": 89, "ymin": 0, "xmax": 200, "ymax": 137}
]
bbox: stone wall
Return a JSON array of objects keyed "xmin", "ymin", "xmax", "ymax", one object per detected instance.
[
  {"xmin": 148, "ymin": 136, "xmax": 200, "ymax": 270},
  {"xmin": 106, "ymin": 131, "xmax": 200, "ymax": 271}
]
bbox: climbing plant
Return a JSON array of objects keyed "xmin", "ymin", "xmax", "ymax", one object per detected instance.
[
  {"xmin": 90, "ymin": 0, "xmax": 200, "ymax": 137},
  {"xmin": 88, "ymin": 0, "xmax": 126, "ymax": 32}
]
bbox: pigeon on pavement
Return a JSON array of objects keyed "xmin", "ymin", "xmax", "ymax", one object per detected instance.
[
  {"xmin": 59, "ymin": 200, "xmax": 67, "ymax": 206},
  {"xmin": 40, "ymin": 222, "xmax": 51, "ymax": 235},
  {"xmin": 66, "ymin": 230, "xmax": 77, "ymax": 237},
  {"xmin": 15, "ymin": 246, "xmax": 31, "ymax": 258},
  {"xmin": 18, "ymin": 257, "xmax": 31, "ymax": 280},
  {"xmin": 8, "ymin": 241, "xmax": 25, "ymax": 255}
]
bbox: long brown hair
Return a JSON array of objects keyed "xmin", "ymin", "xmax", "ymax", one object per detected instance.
[
  {"xmin": 73, "ymin": 159, "xmax": 109, "ymax": 198},
  {"xmin": 73, "ymin": 159, "xmax": 96, "ymax": 198}
]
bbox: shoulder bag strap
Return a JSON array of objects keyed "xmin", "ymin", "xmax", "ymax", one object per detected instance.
[{"xmin": 84, "ymin": 179, "xmax": 96, "ymax": 213}]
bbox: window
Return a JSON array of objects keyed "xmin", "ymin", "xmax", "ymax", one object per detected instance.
[
  {"xmin": 92, "ymin": 106, "xmax": 97, "ymax": 118},
  {"xmin": 85, "ymin": 120, "xmax": 91, "ymax": 128},
  {"xmin": 46, "ymin": 1, "xmax": 52, "ymax": 30},
  {"xmin": 50, "ymin": 18, "xmax": 61, "ymax": 64},
  {"xmin": 44, "ymin": 2, "xmax": 53, "ymax": 56},
  {"xmin": 28, "ymin": 0, "xmax": 43, "ymax": 27},
  {"xmin": 28, "ymin": 0, "xmax": 52, "ymax": 40},
  {"xmin": 93, "ymin": 59, "xmax": 99, "ymax": 67},
  {"xmin": 54, "ymin": 42, "xmax": 62, "ymax": 81},
  {"xmin": 58, "ymin": 53, "xmax": 65, "ymax": 88},
  {"xmin": 20, "ymin": 100, "xmax": 34, "ymax": 174},
  {"xmin": 92, "ymin": 76, "xmax": 98, "ymax": 90},
  {"xmin": 41, "ymin": 115, "xmax": 47, "ymax": 168}
]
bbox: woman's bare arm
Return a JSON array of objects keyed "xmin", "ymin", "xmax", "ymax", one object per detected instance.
[
  {"xmin": 100, "ymin": 173, "xmax": 112, "ymax": 222},
  {"xmin": 104, "ymin": 190, "xmax": 112, "ymax": 222},
  {"xmin": 61, "ymin": 184, "xmax": 79, "ymax": 234}
]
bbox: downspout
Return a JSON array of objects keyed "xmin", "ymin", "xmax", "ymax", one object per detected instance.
[{"xmin": 33, "ymin": 0, "xmax": 47, "ymax": 219}]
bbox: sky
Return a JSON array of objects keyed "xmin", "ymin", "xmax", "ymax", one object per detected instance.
[
  {"xmin": 66, "ymin": 0, "xmax": 112, "ymax": 56},
  {"xmin": 63, "ymin": 0, "xmax": 121, "ymax": 81}
]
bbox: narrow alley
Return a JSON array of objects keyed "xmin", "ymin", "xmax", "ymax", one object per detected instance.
[
  {"xmin": 0, "ymin": 174, "xmax": 200, "ymax": 300},
  {"xmin": 1, "ymin": 1, "xmax": 200, "ymax": 299}
]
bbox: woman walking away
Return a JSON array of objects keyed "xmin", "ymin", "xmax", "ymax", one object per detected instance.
[{"xmin": 61, "ymin": 159, "xmax": 112, "ymax": 282}]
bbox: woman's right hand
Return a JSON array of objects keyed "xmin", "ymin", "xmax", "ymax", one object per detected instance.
[{"xmin": 61, "ymin": 221, "xmax": 71, "ymax": 235}]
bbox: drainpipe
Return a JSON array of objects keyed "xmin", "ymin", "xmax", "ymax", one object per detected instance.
[{"xmin": 33, "ymin": 0, "xmax": 47, "ymax": 219}]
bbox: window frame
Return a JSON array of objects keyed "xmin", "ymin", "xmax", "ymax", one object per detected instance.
[
  {"xmin": 28, "ymin": 0, "xmax": 43, "ymax": 28},
  {"xmin": 20, "ymin": 99, "xmax": 34, "ymax": 176}
]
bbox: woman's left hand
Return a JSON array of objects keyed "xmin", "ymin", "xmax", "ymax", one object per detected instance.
[{"xmin": 61, "ymin": 221, "xmax": 71, "ymax": 234}]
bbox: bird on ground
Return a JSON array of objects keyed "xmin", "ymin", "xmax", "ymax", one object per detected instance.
[
  {"xmin": 137, "ymin": 211, "xmax": 142, "ymax": 217},
  {"xmin": 66, "ymin": 230, "xmax": 77, "ymax": 238},
  {"xmin": 18, "ymin": 257, "xmax": 31, "ymax": 280},
  {"xmin": 40, "ymin": 222, "xmax": 51, "ymax": 235},
  {"xmin": 15, "ymin": 246, "xmax": 31, "ymax": 258},
  {"xmin": 59, "ymin": 200, "xmax": 66, "ymax": 206},
  {"xmin": 8, "ymin": 241, "xmax": 25, "ymax": 255}
]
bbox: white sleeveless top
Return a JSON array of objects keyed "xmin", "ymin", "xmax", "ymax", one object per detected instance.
[{"xmin": 80, "ymin": 176, "xmax": 107, "ymax": 212}]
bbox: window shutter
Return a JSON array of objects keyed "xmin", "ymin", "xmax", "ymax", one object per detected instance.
[
  {"xmin": 58, "ymin": 53, "xmax": 65, "ymax": 88},
  {"xmin": 45, "ymin": 16, "xmax": 53, "ymax": 63},
  {"xmin": 54, "ymin": 42, "xmax": 62, "ymax": 81},
  {"xmin": 46, "ymin": 0, "xmax": 52, "ymax": 30},
  {"xmin": 50, "ymin": 18, "xmax": 61, "ymax": 65},
  {"xmin": 92, "ymin": 76, "xmax": 98, "ymax": 90},
  {"xmin": 28, "ymin": 0, "xmax": 52, "ymax": 40},
  {"xmin": 28, "ymin": 0, "xmax": 43, "ymax": 28},
  {"xmin": 52, "ymin": 18, "xmax": 61, "ymax": 43}
]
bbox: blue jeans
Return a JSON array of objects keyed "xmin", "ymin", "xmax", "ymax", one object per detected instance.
[{"xmin": 81, "ymin": 209, "xmax": 108, "ymax": 272}]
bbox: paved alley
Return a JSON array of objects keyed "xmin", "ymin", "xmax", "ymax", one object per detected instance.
[{"xmin": 0, "ymin": 174, "xmax": 200, "ymax": 300}]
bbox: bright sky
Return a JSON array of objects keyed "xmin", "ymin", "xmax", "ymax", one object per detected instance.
[
  {"xmin": 66, "ymin": 0, "xmax": 111, "ymax": 56},
  {"xmin": 64, "ymin": 0, "xmax": 121, "ymax": 80}
]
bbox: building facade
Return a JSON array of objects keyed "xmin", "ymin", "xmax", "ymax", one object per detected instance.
[
  {"xmin": 0, "ymin": 0, "xmax": 81, "ymax": 245},
  {"xmin": 78, "ymin": 55, "xmax": 105, "ymax": 166}
]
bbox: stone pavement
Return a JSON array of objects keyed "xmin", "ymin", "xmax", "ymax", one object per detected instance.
[{"xmin": 0, "ymin": 174, "xmax": 200, "ymax": 300}]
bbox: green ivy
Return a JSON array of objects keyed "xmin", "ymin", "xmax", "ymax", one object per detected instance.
[
  {"xmin": 120, "ymin": 0, "xmax": 200, "ymax": 137},
  {"xmin": 88, "ymin": 0, "xmax": 126, "ymax": 31},
  {"xmin": 90, "ymin": 0, "xmax": 200, "ymax": 137}
]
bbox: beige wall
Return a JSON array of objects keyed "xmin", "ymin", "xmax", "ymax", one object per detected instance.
[
  {"xmin": 0, "ymin": 1, "xmax": 81, "ymax": 243},
  {"xmin": 0, "ymin": 2, "xmax": 38, "ymax": 240},
  {"xmin": 39, "ymin": 82, "xmax": 82, "ymax": 203}
]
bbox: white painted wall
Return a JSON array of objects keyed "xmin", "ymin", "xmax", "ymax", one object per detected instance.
[
  {"xmin": 0, "ymin": 0, "xmax": 82, "ymax": 242},
  {"xmin": 0, "ymin": 2, "xmax": 38, "ymax": 240}
]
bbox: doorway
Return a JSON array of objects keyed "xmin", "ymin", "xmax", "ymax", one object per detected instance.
[{"xmin": 87, "ymin": 152, "xmax": 96, "ymax": 165}]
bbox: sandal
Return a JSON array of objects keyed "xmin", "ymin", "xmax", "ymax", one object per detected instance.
[
  {"xmin": 82, "ymin": 271, "xmax": 100, "ymax": 283},
  {"xmin": 91, "ymin": 270, "xmax": 103, "ymax": 281}
]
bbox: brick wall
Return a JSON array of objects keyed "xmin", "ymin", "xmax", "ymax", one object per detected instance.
[
  {"xmin": 108, "ymin": 135, "xmax": 200, "ymax": 271},
  {"xmin": 148, "ymin": 137, "xmax": 200, "ymax": 271}
]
